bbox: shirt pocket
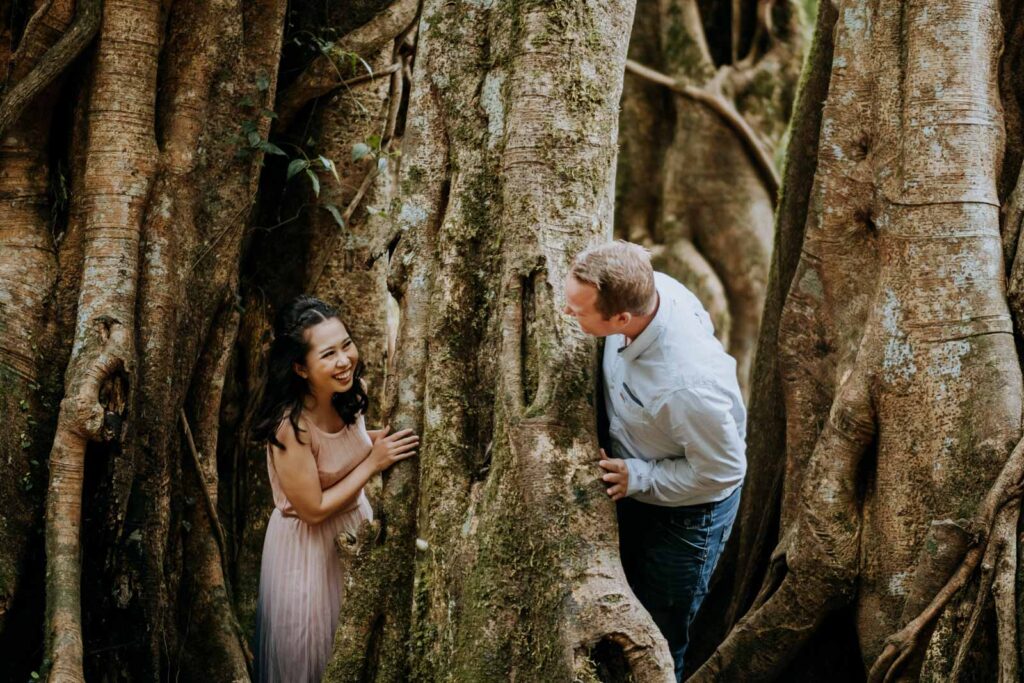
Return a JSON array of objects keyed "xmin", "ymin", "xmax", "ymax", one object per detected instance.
[
  {"xmin": 620, "ymin": 381, "xmax": 646, "ymax": 410},
  {"xmin": 616, "ymin": 382, "xmax": 655, "ymax": 442}
]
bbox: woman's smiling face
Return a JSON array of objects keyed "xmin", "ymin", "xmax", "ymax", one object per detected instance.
[{"xmin": 296, "ymin": 317, "xmax": 359, "ymax": 394}]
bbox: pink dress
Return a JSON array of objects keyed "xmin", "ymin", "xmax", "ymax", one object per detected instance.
[{"xmin": 255, "ymin": 413, "xmax": 373, "ymax": 683}]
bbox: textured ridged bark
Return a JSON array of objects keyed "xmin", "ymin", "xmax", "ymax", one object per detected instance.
[
  {"xmin": 0, "ymin": 0, "xmax": 73, "ymax": 667},
  {"xmin": 303, "ymin": 1, "xmax": 414, "ymax": 420},
  {"xmin": 321, "ymin": 3, "xmax": 447, "ymax": 675},
  {"xmin": 686, "ymin": 1, "xmax": 850, "ymax": 678},
  {"xmin": 325, "ymin": 1, "xmax": 675, "ymax": 680},
  {"xmin": 0, "ymin": 0, "xmax": 289, "ymax": 679},
  {"xmin": 692, "ymin": 1, "xmax": 1024, "ymax": 679},
  {"xmin": 129, "ymin": 0, "xmax": 287, "ymax": 674},
  {"xmin": 43, "ymin": 0, "xmax": 160, "ymax": 678}
]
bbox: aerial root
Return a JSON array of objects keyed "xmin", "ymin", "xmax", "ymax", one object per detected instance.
[{"xmin": 868, "ymin": 437, "xmax": 1024, "ymax": 682}]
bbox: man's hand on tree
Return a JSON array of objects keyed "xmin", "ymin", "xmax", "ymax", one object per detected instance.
[{"xmin": 598, "ymin": 449, "xmax": 629, "ymax": 501}]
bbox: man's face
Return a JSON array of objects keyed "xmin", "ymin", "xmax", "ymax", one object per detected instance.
[{"xmin": 563, "ymin": 275, "xmax": 624, "ymax": 337}]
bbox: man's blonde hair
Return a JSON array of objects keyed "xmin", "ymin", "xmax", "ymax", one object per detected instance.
[{"xmin": 569, "ymin": 241, "xmax": 656, "ymax": 318}]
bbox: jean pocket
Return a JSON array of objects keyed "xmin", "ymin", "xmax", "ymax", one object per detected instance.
[
  {"xmin": 665, "ymin": 507, "xmax": 712, "ymax": 531},
  {"xmin": 654, "ymin": 515, "xmax": 714, "ymax": 571}
]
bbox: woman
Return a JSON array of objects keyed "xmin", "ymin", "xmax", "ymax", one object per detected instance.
[{"xmin": 252, "ymin": 295, "xmax": 418, "ymax": 683}]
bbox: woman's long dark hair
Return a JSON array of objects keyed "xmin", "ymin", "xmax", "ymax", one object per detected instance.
[{"xmin": 253, "ymin": 295, "xmax": 369, "ymax": 449}]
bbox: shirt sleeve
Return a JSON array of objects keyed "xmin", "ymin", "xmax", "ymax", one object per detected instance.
[{"xmin": 623, "ymin": 383, "xmax": 746, "ymax": 505}]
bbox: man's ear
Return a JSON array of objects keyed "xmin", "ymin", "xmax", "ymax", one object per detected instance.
[{"xmin": 613, "ymin": 311, "xmax": 632, "ymax": 328}]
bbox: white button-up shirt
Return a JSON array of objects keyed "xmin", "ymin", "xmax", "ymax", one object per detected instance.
[{"xmin": 603, "ymin": 272, "xmax": 747, "ymax": 507}]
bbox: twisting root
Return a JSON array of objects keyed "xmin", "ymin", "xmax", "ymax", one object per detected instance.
[
  {"xmin": 46, "ymin": 321, "xmax": 132, "ymax": 683},
  {"xmin": 868, "ymin": 437, "xmax": 1024, "ymax": 683},
  {"xmin": 274, "ymin": 0, "xmax": 419, "ymax": 127},
  {"xmin": 307, "ymin": 41, "xmax": 405, "ymax": 291},
  {"xmin": 0, "ymin": 0, "xmax": 101, "ymax": 139},
  {"xmin": 11, "ymin": 0, "xmax": 56, "ymax": 64},
  {"xmin": 624, "ymin": 59, "xmax": 780, "ymax": 201},
  {"xmin": 749, "ymin": 534, "xmax": 791, "ymax": 612},
  {"xmin": 869, "ymin": 546, "xmax": 983, "ymax": 683},
  {"xmin": 180, "ymin": 410, "xmax": 229, "ymax": 576},
  {"xmin": 992, "ymin": 500, "xmax": 1020, "ymax": 682},
  {"xmin": 948, "ymin": 502, "xmax": 1017, "ymax": 679},
  {"xmin": 688, "ymin": 371, "xmax": 874, "ymax": 682}
]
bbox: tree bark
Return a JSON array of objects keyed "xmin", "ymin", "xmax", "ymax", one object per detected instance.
[
  {"xmin": 0, "ymin": 0, "xmax": 289, "ymax": 679},
  {"xmin": 44, "ymin": 1, "xmax": 160, "ymax": 677},
  {"xmin": 324, "ymin": 1, "xmax": 675, "ymax": 680},
  {"xmin": 692, "ymin": 1, "xmax": 1024, "ymax": 679},
  {"xmin": 0, "ymin": 0, "xmax": 74, "ymax": 668}
]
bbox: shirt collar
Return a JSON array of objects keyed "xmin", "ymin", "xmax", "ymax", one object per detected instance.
[{"xmin": 617, "ymin": 291, "xmax": 667, "ymax": 362}]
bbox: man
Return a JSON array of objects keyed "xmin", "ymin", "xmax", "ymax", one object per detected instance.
[{"xmin": 563, "ymin": 241, "xmax": 746, "ymax": 680}]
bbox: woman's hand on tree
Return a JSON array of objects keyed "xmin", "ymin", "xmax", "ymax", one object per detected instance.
[{"xmin": 368, "ymin": 426, "xmax": 419, "ymax": 472}]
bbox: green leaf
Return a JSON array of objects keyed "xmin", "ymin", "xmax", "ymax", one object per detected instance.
[
  {"xmin": 257, "ymin": 140, "xmax": 287, "ymax": 156},
  {"xmin": 239, "ymin": 95, "xmax": 257, "ymax": 108},
  {"xmin": 287, "ymin": 158, "xmax": 310, "ymax": 181},
  {"xmin": 367, "ymin": 134, "xmax": 382, "ymax": 150},
  {"xmin": 319, "ymin": 155, "xmax": 340, "ymax": 184},
  {"xmin": 306, "ymin": 169, "xmax": 320, "ymax": 197},
  {"xmin": 261, "ymin": 108, "xmax": 279, "ymax": 119},
  {"xmin": 247, "ymin": 131, "xmax": 262, "ymax": 147},
  {"xmin": 323, "ymin": 203, "xmax": 345, "ymax": 228},
  {"xmin": 255, "ymin": 72, "xmax": 271, "ymax": 92},
  {"xmin": 351, "ymin": 142, "xmax": 371, "ymax": 162}
]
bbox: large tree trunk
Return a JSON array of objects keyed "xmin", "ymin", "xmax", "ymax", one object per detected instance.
[
  {"xmin": 692, "ymin": 0, "xmax": 1024, "ymax": 680},
  {"xmin": 324, "ymin": 1, "xmax": 674, "ymax": 680}
]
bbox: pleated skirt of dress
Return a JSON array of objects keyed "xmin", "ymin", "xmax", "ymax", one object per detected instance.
[{"xmin": 254, "ymin": 495, "xmax": 372, "ymax": 683}]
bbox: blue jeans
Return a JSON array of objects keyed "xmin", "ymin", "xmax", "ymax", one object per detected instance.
[{"xmin": 617, "ymin": 487, "xmax": 741, "ymax": 682}]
